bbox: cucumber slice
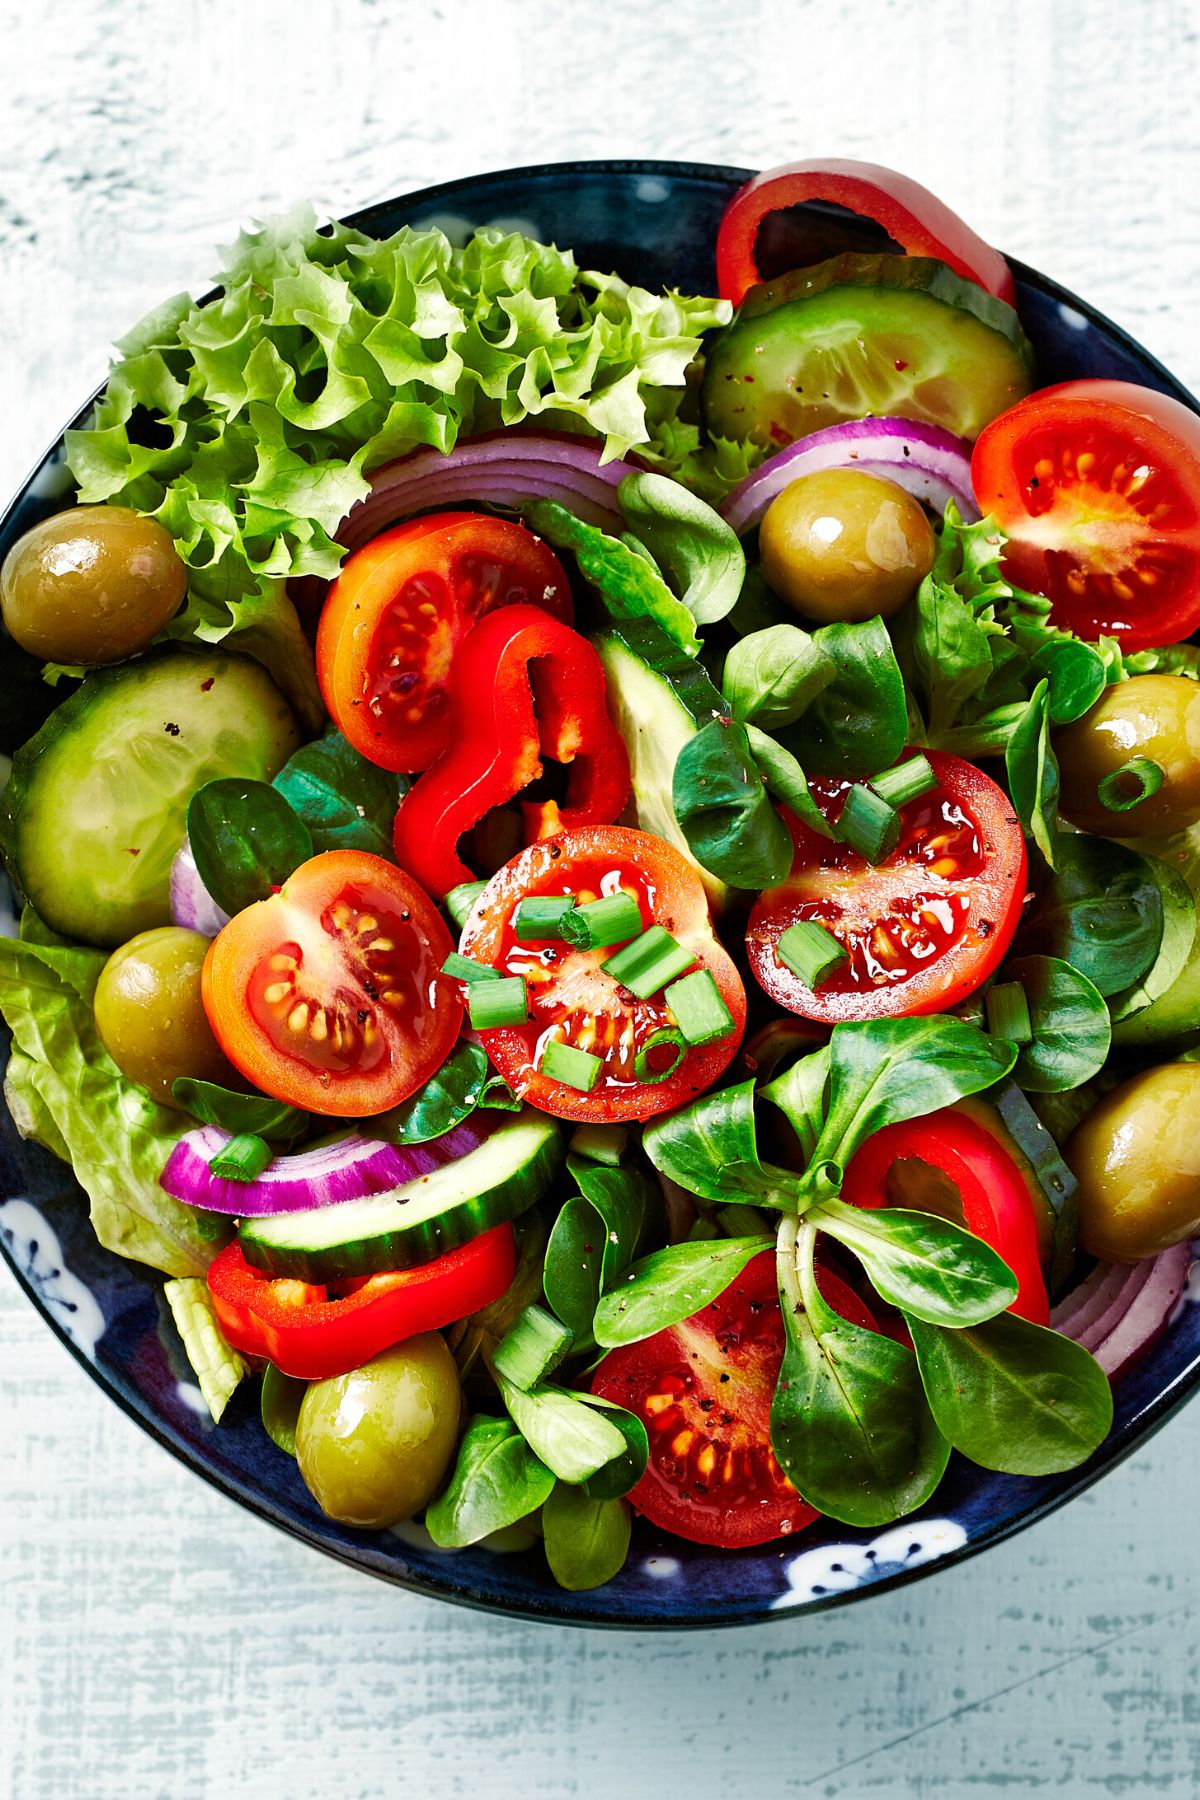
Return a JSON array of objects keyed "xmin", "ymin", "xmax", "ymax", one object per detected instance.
[
  {"xmin": 593, "ymin": 618, "xmax": 731, "ymax": 911},
  {"xmin": 702, "ymin": 252, "xmax": 1034, "ymax": 449},
  {"xmin": 0, "ymin": 650, "xmax": 300, "ymax": 946},
  {"xmin": 239, "ymin": 1108, "xmax": 563, "ymax": 1281}
]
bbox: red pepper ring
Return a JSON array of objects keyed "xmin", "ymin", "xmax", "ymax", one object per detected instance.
[
  {"xmin": 206, "ymin": 1224, "xmax": 517, "ymax": 1381},
  {"xmin": 392, "ymin": 604, "xmax": 631, "ymax": 899},
  {"xmin": 715, "ymin": 159, "xmax": 1016, "ymax": 308}
]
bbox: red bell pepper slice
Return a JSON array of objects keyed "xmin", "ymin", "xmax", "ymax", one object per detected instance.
[
  {"xmin": 392, "ymin": 603, "xmax": 631, "ymax": 899},
  {"xmin": 716, "ymin": 159, "xmax": 1015, "ymax": 307},
  {"xmin": 206, "ymin": 1224, "xmax": 516, "ymax": 1380}
]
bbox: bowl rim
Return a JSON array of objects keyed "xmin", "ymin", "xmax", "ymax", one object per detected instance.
[{"xmin": 3, "ymin": 156, "xmax": 1198, "ymax": 1631}]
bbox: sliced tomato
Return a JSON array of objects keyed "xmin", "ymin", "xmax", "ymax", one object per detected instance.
[
  {"xmin": 591, "ymin": 1249, "xmax": 879, "ymax": 1548},
  {"xmin": 458, "ymin": 825, "xmax": 745, "ymax": 1123},
  {"xmin": 842, "ymin": 1105, "xmax": 1050, "ymax": 1324},
  {"xmin": 316, "ymin": 513, "xmax": 572, "ymax": 773},
  {"xmin": 746, "ymin": 751, "xmax": 1027, "ymax": 1023},
  {"xmin": 716, "ymin": 159, "xmax": 1015, "ymax": 307},
  {"xmin": 971, "ymin": 380, "xmax": 1200, "ymax": 648},
  {"xmin": 207, "ymin": 1226, "xmax": 515, "ymax": 1380},
  {"xmin": 202, "ymin": 849, "xmax": 461, "ymax": 1117}
]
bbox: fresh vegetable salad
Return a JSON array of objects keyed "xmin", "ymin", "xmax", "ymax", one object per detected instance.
[{"xmin": 3, "ymin": 163, "xmax": 1200, "ymax": 1592}]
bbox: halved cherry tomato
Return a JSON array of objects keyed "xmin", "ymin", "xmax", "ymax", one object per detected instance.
[
  {"xmin": 207, "ymin": 1226, "xmax": 515, "ymax": 1380},
  {"xmin": 716, "ymin": 159, "xmax": 1015, "ymax": 307},
  {"xmin": 746, "ymin": 751, "xmax": 1027, "ymax": 1023},
  {"xmin": 316, "ymin": 513, "xmax": 572, "ymax": 772},
  {"xmin": 842, "ymin": 1106, "xmax": 1050, "ymax": 1324},
  {"xmin": 459, "ymin": 825, "xmax": 745, "ymax": 1123},
  {"xmin": 591, "ymin": 1249, "xmax": 879, "ymax": 1548},
  {"xmin": 971, "ymin": 380, "xmax": 1200, "ymax": 648},
  {"xmin": 202, "ymin": 849, "xmax": 461, "ymax": 1117}
]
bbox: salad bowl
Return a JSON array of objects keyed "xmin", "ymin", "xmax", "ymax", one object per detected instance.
[{"xmin": 1, "ymin": 159, "xmax": 1198, "ymax": 1630}]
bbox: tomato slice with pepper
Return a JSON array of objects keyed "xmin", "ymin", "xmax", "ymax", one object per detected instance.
[
  {"xmin": 971, "ymin": 380, "xmax": 1200, "ymax": 648},
  {"xmin": 459, "ymin": 825, "xmax": 745, "ymax": 1123},
  {"xmin": 207, "ymin": 1225, "xmax": 515, "ymax": 1380},
  {"xmin": 591, "ymin": 1249, "xmax": 879, "ymax": 1548},
  {"xmin": 746, "ymin": 751, "xmax": 1027, "ymax": 1023},
  {"xmin": 316, "ymin": 513, "xmax": 572, "ymax": 773},
  {"xmin": 202, "ymin": 849, "xmax": 461, "ymax": 1117},
  {"xmin": 716, "ymin": 159, "xmax": 1015, "ymax": 307},
  {"xmin": 841, "ymin": 1105, "xmax": 1050, "ymax": 1324}
]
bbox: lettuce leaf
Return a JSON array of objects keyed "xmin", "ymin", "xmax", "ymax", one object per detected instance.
[
  {"xmin": 163, "ymin": 1277, "xmax": 246, "ymax": 1422},
  {"xmin": 0, "ymin": 932, "xmax": 228, "ymax": 1277}
]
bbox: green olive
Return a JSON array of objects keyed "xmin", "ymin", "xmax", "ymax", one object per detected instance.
[
  {"xmin": 758, "ymin": 468, "xmax": 935, "ymax": 623},
  {"xmin": 1067, "ymin": 1063, "xmax": 1200, "ymax": 1262},
  {"xmin": 94, "ymin": 926, "xmax": 230, "ymax": 1103},
  {"xmin": 1055, "ymin": 674, "xmax": 1200, "ymax": 837},
  {"xmin": 295, "ymin": 1336, "xmax": 462, "ymax": 1530},
  {"xmin": 0, "ymin": 505, "xmax": 187, "ymax": 664}
]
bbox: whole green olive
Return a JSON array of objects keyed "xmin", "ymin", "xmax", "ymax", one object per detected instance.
[
  {"xmin": 758, "ymin": 468, "xmax": 935, "ymax": 623},
  {"xmin": 94, "ymin": 926, "xmax": 230, "ymax": 1103},
  {"xmin": 0, "ymin": 505, "xmax": 187, "ymax": 664},
  {"xmin": 295, "ymin": 1336, "xmax": 462, "ymax": 1530},
  {"xmin": 1055, "ymin": 674, "xmax": 1200, "ymax": 837},
  {"xmin": 1067, "ymin": 1063, "xmax": 1200, "ymax": 1261}
]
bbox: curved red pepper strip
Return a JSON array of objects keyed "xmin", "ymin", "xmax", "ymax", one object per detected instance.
[
  {"xmin": 206, "ymin": 1225, "xmax": 516, "ymax": 1380},
  {"xmin": 716, "ymin": 159, "xmax": 1015, "ymax": 308},
  {"xmin": 392, "ymin": 604, "xmax": 631, "ymax": 898}
]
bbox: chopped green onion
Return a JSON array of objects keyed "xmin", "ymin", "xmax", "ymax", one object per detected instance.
[
  {"xmin": 869, "ymin": 752, "xmax": 938, "ymax": 810},
  {"xmin": 442, "ymin": 951, "xmax": 501, "ymax": 986},
  {"xmin": 777, "ymin": 918, "xmax": 848, "ymax": 989},
  {"xmin": 208, "ymin": 1133, "xmax": 273, "ymax": 1183},
  {"xmin": 561, "ymin": 890, "xmax": 643, "ymax": 950},
  {"xmin": 539, "ymin": 1038, "xmax": 602, "ymax": 1092},
  {"xmin": 835, "ymin": 782, "xmax": 901, "ymax": 863},
  {"xmin": 568, "ymin": 1123, "xmax": 628, "ymax": 1165},
  {"xmin": 985, "ymin": 981, "xmax": 1034, "ymax": 1045},
  {"xmin": 665, "ymin": 969, "xmax": 735, "ymax": 1047},
  {"xmin": 468, "ymin": 976, "xmax": 529, "ymax": 1029},
  {"xmin": 633, "ymin": 1027, "xmax": 687, "ymax": 1084},
  {"xmin": 492, "ymin": 1303, "xmax": 574, "ymax": 1389},
  {"xmin": 446, "ymin": 880, "xmax": 488, "ymax": 930},
  {"xmin": 513, "ymin": 895, "xmax": 577, "ymax": 940},
  {"xmin": 717, "ymin": 1202, "xmax": 768, "ymax": 1238},
  {"xmin": 1097, "ymin": 756, "xmax": 1166, "ymax": 813},
  {"xmin": 602, "ymin": 925, "xmax": 695, "ymax": 998}
]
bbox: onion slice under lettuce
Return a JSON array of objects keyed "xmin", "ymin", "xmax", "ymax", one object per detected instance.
[
  {"xmin": 170, "ymin": 837, "xmax": 231, "ymax": 938},
  {"xmin": 719, "ymin": 417, "xmax": 980, "ymax": 536},
  {"xmin": 161, "ymin": 1118, "xmax": 492, "ymax": 1216},
  {"xmin": 1051, "ymin": 1242, "xmax": 1192, "ymax": 1379}
]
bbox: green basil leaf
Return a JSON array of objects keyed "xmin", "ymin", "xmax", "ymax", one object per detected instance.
[
  {"xmin": 721, "ymin": 624, "xmax": 834, "ymax": 729},
  {"xmin": 727, "ymin": 563, "xmax": 789, "ymax": 637},
  {"xmin": 188, "ymin": 778, "xmax": 313, "ymax": 917},
  {"xmin": 542, "ymin": 1484, "xmax": 632, "ymax": 1591},
  {"xmin": 771, "ymin": 1222, "xmax": 950, "ymax": 1527},
  {"xmin": 568, "ymin": 1156, "xmax": 658, "ymax": 1290},
  {"xmin": 525, "ymin": 500, "xmax": 701, "ymax": 655},
  {"xmin": 1001, "ymin": 954, "xmax": 1111, "ymax": 1093},
  {"xmin": 1005, "ymin": 679, "xmax": 1059, "ymax": 867},
  {"xmin": 273, "ymin": 724, "xmax": 405, "ymax": 857},
  {"xmin": 592, "ymin": 1236, "xmax": 771, "ymax": 1348},
  {"xmin": 758, "ymin": 1047, "xmax": 831, "ymax": 1166},
  {"xmin": 642, "ymin": 1078, "xmax": 800, "ymax": 1208},
  {"xmin": 812, "ymin": 1196, "xmax": 1018, "ymax": 1326},
  {"xmin": 425, "ymin": 1415, "xmax": 556, "ymax": 1547},
  {"xmin": 260, "ymin": 1364, "xmax": 305, "ymax": 1457},
  {"xmin": 936, "ymin": 700, "xmax": 1030, "ymax": 760},
  {"xmin": 543, "ymin": 1194, "xmax": 605, "ymax": 1342},
  {"xmin": 617, "ymin": 470, "xmax": 744, "ymax": 627},
  {"xmin": 1017, "ymin": 835, "xmax": 1163, "ymax": 998},
  {"xmin": 578, "ymin": 1396, "xmax": 650, "ymax": 1501},
  {"xmin": 895, "ymin": 574, "xmax": 997, "ymax": 740},
  {"xmin": 367, "ymin": 1040, "xmax": 493, "ymax": 1144},
  {"xmin": 907, "ymin": 1313, "xmax": 1114, "ymax": 1475},
  {"xmin": 743, "ymin": 726, "xmax": 834, "ymax": 839},
  {"xmin": 170, "ymin": 1077, "xmax": 309, "ymax": 1141},
  {"xmin": 777, "ymin": 616, "xmax": 908, "ymax": 778},
  {"xmin": 1027, "ymin": 638, "xmax": 1107, "ymax": 726},
  {"xmin": 672, "ymin": 718, "xmax": 793, "ymax": 886},
  {"xmin": 500, "ymin": 1379, "xmax": 629, "ymax": 1484},
  {"xmin": 1107, "ymin": 853, "xmax": 1197, "ymax": 1023}
]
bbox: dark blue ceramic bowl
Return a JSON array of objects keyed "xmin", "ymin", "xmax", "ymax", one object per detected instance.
[{"xmin": 3, "ymin": 161, "xmax": 1198, "ymax": 1630}]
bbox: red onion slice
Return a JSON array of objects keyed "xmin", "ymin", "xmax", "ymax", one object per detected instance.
[
  {"xmin": 719, "ymin": 417, "xmax": 980, "ymax": 536},
  {"xmin": 1049, "ymin": 1259, "xmax": 1141, "ymax": 1344},
  {"xmin": 169, "ymin": 838, "xmax": 230, "ymax": 938},
  {"xmin": 1051, "ymin": 1243, "xmax": 1194, "ymax": 1380},
  {"xmin": 161, "ymin": 1118, "xmax": 492, "ymax": 1216}
]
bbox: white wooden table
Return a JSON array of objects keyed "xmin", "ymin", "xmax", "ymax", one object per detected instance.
[{"xmin": 3, "ymin": 2, "xmax": 1200, "ymax": 1793}]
